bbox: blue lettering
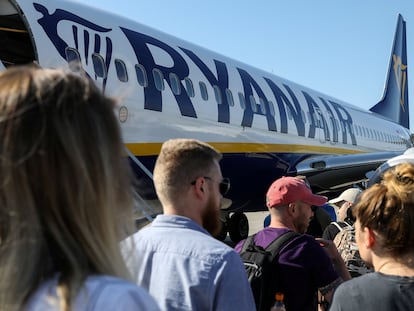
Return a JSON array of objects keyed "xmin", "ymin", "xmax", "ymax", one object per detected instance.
[
  {"xmin": 180, "ymin": 48, "xmax": 230, "ymax": 123},
  {"xmin": 265, "ymin": 79, "xmax": 305, "ymax": 135},
  {"xmin": 238, "ymin": 70, "xmax": 276, "ymax": 131},
  {"xmin": 120, "ymin": 28, "xmax": 196, "ymax": 117},
  {"xmin": 34, "ymin": 3, "xmax": 113, "ymax": 90},
  {"xmin": 329, "ymin": 101, "xmax": 357, "ymax": 145},
  {"xmin": 318, "ymin": 97, "xmax": 339, "ymax": 143}
]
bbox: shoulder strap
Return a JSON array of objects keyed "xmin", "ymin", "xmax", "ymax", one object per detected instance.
[
  {"xmin": 265, "ymin": 231, "xmax": 299, "ymax": 260},
  {"xmin": 240, "ymin": 234, "xmax": 257, "ymax": 253},
  {"xmin": 330, "ymin": 221, "xmax": 344, "ymax": 231},
  {"xmin": 343, "ymin": 221, "xmax": 353, "ymax": 229}
]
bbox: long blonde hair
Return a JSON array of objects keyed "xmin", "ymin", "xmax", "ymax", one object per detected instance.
[
  {"xmin": 354, "ymin": 162, "xmax": 414, "ymax": 257},
  {"xmin": 0, "ymin": 66, "xmax": 135, "ymax": 310}
]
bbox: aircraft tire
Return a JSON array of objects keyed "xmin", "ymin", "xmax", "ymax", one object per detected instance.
[
  {"xmin": 214, "ymin": 219, "xmax": 228, "ymax": 241},
  {"xmin": 229, "ymin": 212, "xmax": 249, "ymax": 243}
]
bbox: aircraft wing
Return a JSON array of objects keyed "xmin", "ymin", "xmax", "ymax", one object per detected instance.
[{"xmin": 294, "ymin": 150, "xmax": 403, "ymax": 193}]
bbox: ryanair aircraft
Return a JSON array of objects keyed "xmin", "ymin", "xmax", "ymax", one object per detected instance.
[{"xmin": 0, "ymin": 0, "xmax": 410, "ymax": 241}]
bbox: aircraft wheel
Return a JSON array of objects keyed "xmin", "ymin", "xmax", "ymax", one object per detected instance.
[
  {"xmin": 214, "ymin": 219, "xmax": 228, "ymax": 241},
  {"xmin": 229, "ymin": 212, "xmax": 249, "ymax": 243}
]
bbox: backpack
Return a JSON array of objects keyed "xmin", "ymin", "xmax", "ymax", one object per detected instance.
[
  {"xmin": 239, "ymin": 231, "xmax": 298, "ymax": 311},
  {"xmin": 331, "ymin": 222, "xmax": 372, "ymax": 277}
]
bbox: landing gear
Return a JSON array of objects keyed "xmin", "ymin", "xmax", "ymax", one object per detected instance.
[
  {"xmin": 215, "ymin": 218, "xmax": 228, "ymax": 241},
  {"xmin": 229, "ymin": 212, "xmax": 249, "ymax": 243},
  {"xmin": 215, "ymin": 211, "xmax": 249, "ymax": 243}
]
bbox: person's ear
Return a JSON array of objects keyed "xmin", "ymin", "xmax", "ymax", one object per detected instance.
[
  {"xmin": 193, "ymin": 177, "xmax": 205, "ymax": 198},
  {"xmin": 365, "ymin": 227, "xmax": 376, "ymax": 248},
  {"xmin": 288, "ymin": 202, "xmax": 295, "ymax": 214}
]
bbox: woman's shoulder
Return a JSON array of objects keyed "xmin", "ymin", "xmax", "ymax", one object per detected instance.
[
  {"xmin": 24, "ymin": 275, "xmax": 160, "ymax": 311},
  {"xmin": 80, "ymin": 275, "xmax": 160, "ymax": 310},
  {"xmin": 335, "ymin": 272, "xmax": 390, "ymax": 296}
]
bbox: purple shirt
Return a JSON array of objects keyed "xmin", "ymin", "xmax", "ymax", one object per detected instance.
[{"xmin": 235, "ymin": 227, "xmax": 339, "ymax": 311}]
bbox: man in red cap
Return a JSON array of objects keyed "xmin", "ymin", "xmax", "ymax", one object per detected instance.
[{"xmin": 235, "ymin": 176, "xmax": 350, "ymax": 311}]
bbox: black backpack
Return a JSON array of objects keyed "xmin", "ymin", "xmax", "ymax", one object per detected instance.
[{"xmin": 239, "ymin": 231, "xmax": 298, "ymax": 311}]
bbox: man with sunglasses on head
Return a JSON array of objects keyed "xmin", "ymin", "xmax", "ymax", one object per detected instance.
[
  {"xmin": 124, "ymin": 138, "xmax": 255, "ymax": 311},
  {"xmin": 235, "ymin": 176, "xmax": 351, "ymax": 311}
]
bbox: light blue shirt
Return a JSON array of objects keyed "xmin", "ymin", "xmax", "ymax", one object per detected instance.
[
  {"xmin": 24, "ymin": 275, "xmax": 160, "ymax": 311},
  {"xmin": 123, "ymin": 215, "xmax": 255, "ymax": 311}
]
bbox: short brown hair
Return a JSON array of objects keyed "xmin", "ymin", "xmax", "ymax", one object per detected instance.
[{"xmin": 153, "ymin": 138, "xmax": 221, "ymax": 205}]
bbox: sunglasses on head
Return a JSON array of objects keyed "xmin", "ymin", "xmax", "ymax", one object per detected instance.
[{"xmin": 191, "ymin": 176, "xmax": 231, "ymax": 196}]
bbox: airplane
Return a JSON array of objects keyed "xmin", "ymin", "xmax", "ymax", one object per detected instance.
[{"xmin": 0, "ymin": 0, "xmax": 411, "ymax": 242}]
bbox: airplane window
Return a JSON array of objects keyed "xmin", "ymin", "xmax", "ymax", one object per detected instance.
[
  {"xmin": 268, "ymin": 101, "xmax": 275, "ymax": 117},
  {"xmin": 307, "ymin": 112, "xmax": 313, "ymax": 124},
  {"xmin": 199, "ymin": 82, "xmax": 208, "ymax": 100},
  {"xmin": 328, "ymin": 117, "xmax": 334, "ymax": 129},
  {"xmin": 135, "ymin": 64, "xmax": 148, "ymax": 87},
  {"xmin": 286, "ymin": 106, "xmax": 293, "ymax": 120},
  {"xmin": 213, "ymin": 85, "xmax": 222, "ymax": 105},
  {"xmin": 225, "ymin": 88, "xmax": 234, "ymax": 107},
  {"xmin": 335, "ymin": 119, "xmax": 340, "ymax": 131},
  {"xmin": 153, "ymin": 69, "xmax": 165, "ymax": 91},
  {"xmin": 65, "ymin": 47, "xmax": 82, "ymax": 72},
  {"xmin": 184, "ymin": 77, "xmax": 195, "ymax": 97},
  {"xmin": 238, "ymin": 92, "xmax": 246, "ymax": 110},
  {"xmin": 169, "ymin": 73, "xmax": 181, "ymax": 95},
  {"xmin": 91, "ymin": 53, "xmax": 107, "ymax": 78},
  {"xmin": 249, "ymin": 95, "xmax": 257, "ymax": 112},
  {"xmin": 349, "ymin": 124, "xmax": 354, "ymax": 135},
  {"xmin": 314, "ymin": 113, "xmax": 321, "ymax": 127},
  {"xmin": 115, "ymin": 59, "xmax": 128, "ymax": 82},
  {"xmin": 259, "ymin": 98, "xmax": 266, "ymax": 114},
  {"xmin": 301, "ymin": 111, "xmax": 307, "ymax": 124}
]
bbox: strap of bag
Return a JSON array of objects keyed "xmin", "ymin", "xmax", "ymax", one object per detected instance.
[
  {"xmin": 240, "ymin": 234, "xmax": 257, "ymax": 253},
  {"xmin": 265, "ymin": 231, "xmax": 299, "ymax": 260},
  {"xmin": 343, "ymin": 221, "xmax": 353, "ymax": 229},
  {"xmin": 330, "ymin": 221, "xmax": 344, "ymax": 231}
]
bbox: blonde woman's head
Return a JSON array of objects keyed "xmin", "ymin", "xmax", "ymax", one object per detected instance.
[{"xmin": 0, "ymin": 65, "xmax": 134, "ymax": 310}]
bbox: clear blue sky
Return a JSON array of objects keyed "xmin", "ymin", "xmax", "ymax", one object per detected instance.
[{"xmin": 84, "ymin": 1, "xmax": 414, "ymax": 131}]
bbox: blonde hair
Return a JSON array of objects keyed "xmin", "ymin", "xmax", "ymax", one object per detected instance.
[
  {"xmin": 153, "ymin": 138, "xmax": 221, "ymax": 206},
  {"xmin": 0, "ymin": 66, "xmax": 135, "ymax": 310},
  {"xmin": 353, "ymin": 162, "xmax": 414, "ymax": 257}
]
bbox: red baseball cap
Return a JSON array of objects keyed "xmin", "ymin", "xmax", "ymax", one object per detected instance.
[{"xmin": 266, "ymin": 176, "xmax": 327, "ymax": 208}]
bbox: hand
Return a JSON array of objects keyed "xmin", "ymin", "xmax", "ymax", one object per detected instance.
[
  {"xmin": 316, "ymin": 237, "xmax": 352, "ymax": 280},
  {"xmin": 315, "ymin": 238, "xmax": 340, "ymax": 261}
]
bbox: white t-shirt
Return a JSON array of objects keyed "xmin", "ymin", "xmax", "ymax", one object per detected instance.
[{"xmin": 24, "ymin": 275, "xmax": 160, "ymax": 311}]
